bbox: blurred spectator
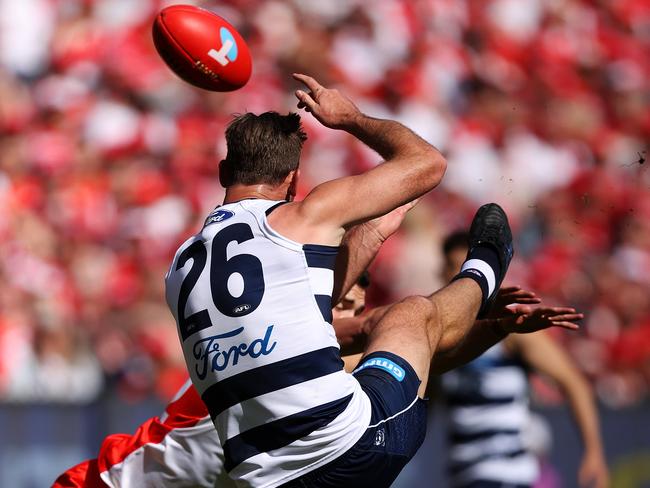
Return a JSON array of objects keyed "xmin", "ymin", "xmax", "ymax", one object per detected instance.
[{"xmin": 0, "ymin": 0, "xmax": 648, "ymax": 405}]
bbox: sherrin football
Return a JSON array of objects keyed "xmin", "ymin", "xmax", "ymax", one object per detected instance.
[{"xmin": 152, "ymin": 5, "xmax": 252, "ymax": 91}]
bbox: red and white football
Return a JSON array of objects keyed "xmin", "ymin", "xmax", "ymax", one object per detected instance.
[{"xmin": 152, "ymin": 5, "xmax": 252, "ymax": 91}]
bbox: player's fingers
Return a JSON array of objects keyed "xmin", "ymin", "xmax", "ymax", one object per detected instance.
[
  {"xmin": 513, "ymin": 297, "xmax": 542, "ymax": 304},
  {"xmin": 548, "ymin": 308, "xmax": 580, "ymax": 316},
  {"xmin": 295, "ymin": 90, "xmax": 317, "ymax": 111},
  {"xmin": 548, "ymin": 313, "xmax": 583, "ymax": 322},
  {"xmin": 510, "ymin": 289, "xmax": 538, "ymax": 298},
  {"xmin": 500, "ymin": 289, "xmax": 539, "ymax": 305},
  {"xmin": 552, "ymin": 321, "xmax": 580, "ymax": 330},
  {"xmin": 404, "ymin": 198, "xmax": 420, "ymax": 211},
  {"xmin": 535, "ymin": 306, "xmax": 577, "ymax": 315},
  {"xmin": 510, "ymin": 304, "xmax": 533, "ymax": 315},
  {"xmin": 292, "ymin": 73, "xmax": 324, "ymax": 94}
]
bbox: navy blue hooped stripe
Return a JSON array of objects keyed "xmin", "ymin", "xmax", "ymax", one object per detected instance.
[
  {"xmin": 449, "ymin": 448, "xmax": 527, "ymax": 474},
  {"xmin": 223, "ymin": 394, "xmax": 353, "ymax": 472},
  {"xmin": 303, "ymin": 244, "xmax": 339, "ymax": 270},
  {"xmin": 450, "ymin": 428, "xmax": 520, "ymax": 444},
  {"xmin": 314, "ymin": 294, "xmax": 333, "ymax": 323},
  {"xmin": 202, "ymin": 346, "xmax": 343, "ymax": 418}
]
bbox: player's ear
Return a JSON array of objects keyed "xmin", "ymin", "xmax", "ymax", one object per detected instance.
[
  {"xmin": 219, "ymin": 160, "xmax": 233, "ymax": 187},
  {"xmin": 286, "ymin": 169, "xmax": 299, "ymax": 201}
]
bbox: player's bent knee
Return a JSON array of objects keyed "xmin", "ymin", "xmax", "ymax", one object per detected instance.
[
  {"xmin": 402, "ymin": 295, "xmax": 438, "ymax": 327},
  {"xmin": 400, "ymin": 295, "xmax": 442, "ymax": 350},
  {"xmin": 369, "ymin": 296, "xmax": 440, "ymax": 354}
]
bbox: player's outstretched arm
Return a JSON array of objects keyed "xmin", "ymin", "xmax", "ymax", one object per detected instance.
[
  {"xmin": 511, "ymin": 332, "xmax": 609, "ymax": 488},
  {"xmin": 293, "ymin": 74, "xmax": 446, "ymax": 233},
  {"xmin": 429, "ymin": 287, "xmax": 582, "ymax": 374}
]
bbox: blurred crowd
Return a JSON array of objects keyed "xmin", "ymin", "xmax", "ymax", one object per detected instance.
[{"xmin": 0, "ymin": 0, "xmax": 648, "ymax": 406}]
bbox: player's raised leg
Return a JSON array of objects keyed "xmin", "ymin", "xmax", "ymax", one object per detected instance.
[
  {"xmin": 360, "ymin": 203, "xmax": 513, "ymax": 398},
  {"xmin": 360, "ymin": 280, "xmax": 481, "ymax": 399}
]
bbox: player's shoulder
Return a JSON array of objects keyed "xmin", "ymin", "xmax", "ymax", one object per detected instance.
[
  {"xmin": 267, "ymin": 200, "xmax": 344, "ymax": 246},
  {"xmin": 166, "ymin": 233, "xmax": 201, "ymax": 275}
]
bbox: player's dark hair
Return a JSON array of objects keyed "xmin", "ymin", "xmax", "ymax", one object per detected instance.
[
  {"xmin": 442, "ymin": 231, "xmax": 469, "ymax": 257},
  {"xmin": 222, "ymin": 111, "xmax": 307, "ymax": 186}
]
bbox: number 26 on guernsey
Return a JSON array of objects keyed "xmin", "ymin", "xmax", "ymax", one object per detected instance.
[{"xmin": 175, "ymin": 223, "xmax": 265, "ymax": 340}]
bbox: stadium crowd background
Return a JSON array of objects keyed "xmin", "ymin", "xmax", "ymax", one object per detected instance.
[{"xmin": 0, "ymin": 0, "xmax": 648, "ymax": 418}]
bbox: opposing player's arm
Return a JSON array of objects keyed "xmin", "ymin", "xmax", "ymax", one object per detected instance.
[
  {"xmin": 333, "ymin": 316, "xmax": 367, "ymax": 355},
  {"xmin": 429, "ymin": 317, "xmax": 508, "ymax": 374},
  {"xmin": 430, "ymin": 302, "xmax": 582, "ymax": 374},
  {"xmin": 293, "ymin": 74, "xmax": 446, "ymax": 232},
  {"xmin": 332, "ymin": 201, "xmax": 417, "ymax": 305},
  {"xmin": 509, "ymin": 332, "xmax": 609, "ymax": 488},
  {"xmin": 332, "ymin": 305, "xmax": 394, "ymax": 361}
]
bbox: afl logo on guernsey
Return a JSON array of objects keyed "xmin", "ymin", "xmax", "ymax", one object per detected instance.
[
  {"xmin": 233, "ymin": 304, "xmax": 251, "ymax": 314},
  {"xmin": 207, "ymin": 27, "xmax": 238, "ymax": 66},
  {"xmin": 204, "ymin": 209, "xmax": 234, "ymax": 227}
]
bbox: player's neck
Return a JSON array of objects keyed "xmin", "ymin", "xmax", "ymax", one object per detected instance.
[{"xmin": 223, "ymin": 183, "xmax": 290, "ymax": 204}]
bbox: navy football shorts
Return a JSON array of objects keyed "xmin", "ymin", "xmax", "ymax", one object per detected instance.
[{"xmin": 281, "ymin": 351, "xmax": 427, "ymax": 488}]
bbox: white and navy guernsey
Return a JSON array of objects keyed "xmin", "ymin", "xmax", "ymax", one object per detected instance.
[
  {"xmin": 441, "ymin": 343, "xmax": 539, "ymax": 487},
  {"xmin": 165, "ymin": 199, "xmax": 371, "ymax": 488}
]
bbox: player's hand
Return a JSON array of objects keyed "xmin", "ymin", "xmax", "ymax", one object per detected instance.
[
  {"xmin": 293, "ymin": 73, "xmax": 361, "ymax": 129},
  {"xmin": 499, "ymin": 306, "xmax": 583, "ymax": 334},
  {"xmin": 363, "ymin": 199, "xmax": 419, "ymax": 243},
  {"xmin": 487, "ymin": 286, "xmax": 541, "ymax": 319},
  {"xmin": 579, "ymin": 449, "xmax": 609, "ymax": 488}
]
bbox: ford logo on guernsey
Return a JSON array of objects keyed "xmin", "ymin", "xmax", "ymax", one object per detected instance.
[
  {"xmin": 193, "ymin": 325, "xmax": 277, "ymax": 380},
  {"xmin": 207, "ymin": 27, "xmax": 239, "ymax": 67},
  {"xmin": 354, "ymin": 357, "xmax": 405, "ymax": 382},
  {"xmin": 204, "ymin": 209, "xmax": 234, "ymax": 226}
]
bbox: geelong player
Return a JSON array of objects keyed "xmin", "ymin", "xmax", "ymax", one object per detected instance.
[
  {"xmin": 162, "ymin": 73, "xmax": 551, "ymax": 487},
  {"xmin": 437, "ymin": 233, "xmax": 609, "ymax": 488},
  {"xmin": 53, "ymin": 200, "xmax": 411, "ymax": 488}
]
